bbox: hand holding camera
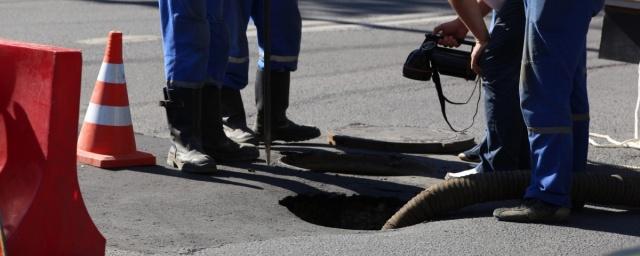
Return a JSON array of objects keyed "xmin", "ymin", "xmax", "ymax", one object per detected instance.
[
  {"xmin": 434, "ymin": 18, "xmax": 488, "ymax": 75},
  {"xmin": 433, "ymin": 18, "xmax": 469, "ymax": 48},
  {"xmin": 402, "ymin": 32, "xmax": 481, "ymax": 132}
]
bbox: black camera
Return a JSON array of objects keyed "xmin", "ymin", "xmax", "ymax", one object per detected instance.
[
  {"xmin": 403, "ymin": 33, "xmax": 477, "ymax": 81},
  {"xmin": 402, "ymin": 33, "xmax": 480, "ymax": 132}
]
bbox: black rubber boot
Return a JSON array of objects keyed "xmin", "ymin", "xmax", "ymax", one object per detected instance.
[
  {"xmin": 161, "ymin": 86, "xmax": 217, "ymax": 174},
  {"xmin": 253, "ymin": 70, "xmax": 321, "ymax": 142},
  {"xmin": 220, "ymin": 87, "xmax": 258, "ymax": 145},
  {"xmin": 202, "ymin": 85, "xmax": 259, "ymax": 162}
]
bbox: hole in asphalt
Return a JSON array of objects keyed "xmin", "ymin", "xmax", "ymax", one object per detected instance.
[{"xmin": 279, "ymin": 192, "xmax": 405, "ymax": 230}]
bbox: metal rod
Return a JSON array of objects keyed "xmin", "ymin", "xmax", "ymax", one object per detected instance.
[{"xmin": 263, "ymin": 0, "xmax": 272, "ymax": 165}]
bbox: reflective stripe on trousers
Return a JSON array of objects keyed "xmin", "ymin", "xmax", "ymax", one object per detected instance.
[{"xmin": 222, "ymin": 0, "xmax": 301, "ymax": 90}]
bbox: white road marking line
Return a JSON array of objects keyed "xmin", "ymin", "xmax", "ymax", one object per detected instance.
[
  {"xmin": 247, "ymin": 13, "xmax": 457, "ymax": 36},
  {"xmin": 77, "ymin": 13, "xmax": 457, "ymax": 44},
  {"xmin": 77, "ymin": 35, "xmax": 160, "ymax": 45}
]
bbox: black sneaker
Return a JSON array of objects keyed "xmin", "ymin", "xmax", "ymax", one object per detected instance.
[
  {"xmin": 493, "ymin": 199, "xmax": 570, "ymax": 223},
  {"xmin": 458, "ymin": 143, "xmax": 481, "ymax": 163}
]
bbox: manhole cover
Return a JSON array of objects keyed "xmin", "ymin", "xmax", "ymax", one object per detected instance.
[
  {"xmin": 278, "ymin": 150, "xmax": 436, "ymax": 176},
  {"xmin": 328, "ymin": 124, "xmax": 475, "ymax": 154},
  {"xmin": 279, "ymin": 193, "xmax": 405, "ymax": 230}
]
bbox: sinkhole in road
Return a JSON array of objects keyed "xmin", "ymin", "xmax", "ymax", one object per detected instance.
[{"xmin": 279, "ymin": 193, "xmax": 405, "ymax": 230}]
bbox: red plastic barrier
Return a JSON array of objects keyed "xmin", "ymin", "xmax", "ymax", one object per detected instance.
[
  {"xmin": 0, "ymin": 39, "xmax": 106, "ymax": 255},
  {"xmin": 1, "ymin": 216, "xmax": 5, "ymax": 256}
]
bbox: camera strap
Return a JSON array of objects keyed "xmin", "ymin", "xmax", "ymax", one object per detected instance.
[{"xmin": 431, "ymin": 66, "xmax": 482, "ymax": 133}]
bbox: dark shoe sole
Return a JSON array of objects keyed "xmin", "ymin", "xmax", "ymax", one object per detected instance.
[
  {"xmin": 457, "ymin": 152, "xmax": 480, "ymax": 163},
  {"xmin": 493, "ymin": 207, "xmax": 570, "ymax": 223},
  {"xmin": 257, "ymin": 130, "xmax": 321, "ymax": 143},
  {"xmin": 227, "ymin": 136, "xmax": 259, "ymax": 146},
  {"xmin": 209, "ymin": 148, "xmax": 260, "ymax": 163}
]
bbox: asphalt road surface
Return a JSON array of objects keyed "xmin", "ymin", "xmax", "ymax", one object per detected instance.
[{"xmin": 2, "ymin": 0, "xmax": 640, "ymax": 255}]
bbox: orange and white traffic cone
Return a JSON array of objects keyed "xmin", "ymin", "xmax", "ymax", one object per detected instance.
[{"xmin": 77, "ymin": 31, "xmax": 155, "ymax": 168}]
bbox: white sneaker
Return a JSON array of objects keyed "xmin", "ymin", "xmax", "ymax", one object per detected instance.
[
  {"xmin": 223, "ymin": 124, "xmax": 258, "ymax": 145},
  {"xmin": 445, "ymin": 167, "xmax": 480, "ymax": 180}
]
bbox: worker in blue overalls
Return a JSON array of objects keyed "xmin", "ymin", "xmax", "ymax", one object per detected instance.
[
  {"xmin": 219, "ymin": 0, "xmax": 321, "ymax": 144},
  {"xmin": 158, "ymin": 0, "xmax": 258, "ymax": 174},
  {"xmin": 446, "ymin": 0, "xmax": 603, "ymax": 222}
]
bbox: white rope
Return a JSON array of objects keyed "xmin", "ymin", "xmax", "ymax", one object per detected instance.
[
  {"xmin": 635, "ymin": 61, "xmax": 640, "ymax": 139},
  {"xmin": 588, "ymin": 133, "xmax": 640, "ymax": 149},
  {"xmin": 620, "ymin": 164, "xmax": 640, "ymax": 170},
  {"xmin": 589, "ymin": 62, "xmax": 640, "ymax": 151}
]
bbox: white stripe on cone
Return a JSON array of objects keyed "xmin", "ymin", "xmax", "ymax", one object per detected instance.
[
  {"xmin": 84, "ymin": 102, "xmax": 132, "ymax": 126},
  {"xmin": 97, "ymin": 63, "xmax": 126, "ymax": 84}
]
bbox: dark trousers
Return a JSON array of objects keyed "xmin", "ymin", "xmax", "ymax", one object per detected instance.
[{"xmin": 477, "ymin": 0, "xmax": 530, "ymax": 173}]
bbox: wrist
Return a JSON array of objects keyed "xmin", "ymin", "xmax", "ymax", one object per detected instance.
[{"xmin": 475, "ymin": 33, "xmax": 490, "ymax": 44}]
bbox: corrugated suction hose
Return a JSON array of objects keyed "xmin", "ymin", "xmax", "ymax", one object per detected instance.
[{"xmin": 382, "ymin": 170, "xmax": 640, "ymax": 230}]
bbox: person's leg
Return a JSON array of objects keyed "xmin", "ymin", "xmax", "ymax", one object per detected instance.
[
  {"xmin": 477, "ymin": 0, "xmax": 528, "ymax": 173},
  {"xmin": 446, "ymin": 0, "xmax": 527, "ymax": 179},
  {"xmin": 520, "ymin": 0, "xmax": 593, "ymax": 208},
  {"xmin": 223, "ymin": 0, "xmax": 252, "ymax": 90},
  {"xmin": 571, "ymin": 50, "xmax": 589, "ymax": 174},
  {"xmin": 160, "ymin": 0, "xmax": 210, "ymax": 87},
  {"xmin": 159, "ymin": 0, "xmax": 216, "ymax": 173},
  {"xmin": 494, "ymin": 0, "xmax": 598, "ymax": 222},
  {"xmin": 251, "ymin": 0, "xmax": 320, "ymax": 142},
  {"xmin": 219, "ymin": 0, "xmax": 258, "ymax": 144},
  {"xmin": 201, "ymin": 0, "xmax": 258, "ymax": 162}
]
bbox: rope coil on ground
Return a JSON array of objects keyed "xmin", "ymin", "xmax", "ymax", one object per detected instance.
[{"xmin": 382, "ymin": 170, "xmax": 640, "ymax": 230}]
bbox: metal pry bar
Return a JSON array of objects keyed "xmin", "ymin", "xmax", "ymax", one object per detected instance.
[{"xmin": 263, "ymin": 0, "xmax": 272, "ymax": 165}]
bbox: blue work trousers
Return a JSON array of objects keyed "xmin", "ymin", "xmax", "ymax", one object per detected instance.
[
  {"xmin": 521, "ymin": 0, "xmax": 604, "ymax": 207},
  {"xmin": 477, "ymin": 0, "xmax": 529, "ymax": 173},
  {"xmin": 159, "ymin": 0, "xmax": 228, "ymax": 88},
  {"xmin": 223, "ymin": 0, "xmax": 302, "ymax": 90}
]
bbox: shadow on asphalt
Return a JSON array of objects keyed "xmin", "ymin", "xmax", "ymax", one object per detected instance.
[
  {"xmin": 222, "ymin": 161, "xmax": 424, "ymax": 200},
  {"xmin": 270, "ymin": 142, "xmax": 472, "ymax": 177},
  {"xmin": 78, "ymin": 0, "xmax": 451, "ymax": 15},
  {"xmin": 299, "ymin": 0, "xmax": 451, "ymax": 17},
  {"xmin": 301, "ymin": 16, "xmax": 430, "ymax": 34},
  {"xmin": 452, "ymin": 201, "xmax": 640, "ymax": 237},
  {"xmin": 123, "ymin": 149, "xmax": 640, "ymax": 236},
  {"xmin": 78, "ymin": 0, "xmax": 157, "ymax": 8},
  {"xmin": 586, "ymin": 161, "xmax": 640, "ymax": 177},
  {"xmin": 124, "ymin": 156, "xmax": 424, "ymax": 200},
  {"xmin": 124, "ymin": 165, "xmax": 265, "ymax": 190}
]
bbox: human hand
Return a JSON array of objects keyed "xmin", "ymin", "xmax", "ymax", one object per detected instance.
[
  {"xmin": 470, "ymin": 40, "xmax": 488, "ymax": 75},
  {"xmin": 433, "ymin": 18, "xmax": 469, "ymax": 48}
]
